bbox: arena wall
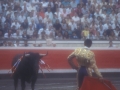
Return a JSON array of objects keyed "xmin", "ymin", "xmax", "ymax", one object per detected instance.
[{"xmin": 0, "ymin": 47, "xmax": 120, "ymax": 74}]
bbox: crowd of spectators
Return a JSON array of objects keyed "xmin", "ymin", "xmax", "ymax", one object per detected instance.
[{"xmin": 0, "ymin": 0, "xmax": 120, "ymax": 46}]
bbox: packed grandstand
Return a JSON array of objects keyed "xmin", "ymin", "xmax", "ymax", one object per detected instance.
[{"xmin": 0, "ymin": 0, "xmax": 120, "ymax": 46}]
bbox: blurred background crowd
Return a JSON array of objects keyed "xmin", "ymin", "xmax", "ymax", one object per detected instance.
[{"xmin": 0, "ymin": 0, "xmax": 120, "ymax": 46}]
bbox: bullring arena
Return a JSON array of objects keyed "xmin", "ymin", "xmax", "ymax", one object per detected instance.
[{"xmin": 0, "ymin": 40, "xmax": 120, "ymax": 90}]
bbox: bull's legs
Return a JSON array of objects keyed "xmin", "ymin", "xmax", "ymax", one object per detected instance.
[
  {"xmin": 31, "ymin": 77, "xmax": 37, "ymax": 90},
  {"xmin": 14, "ymin": 78, "xmax": 18, "ymax": 90},
  {"xmin": 21, "ymin": 79, "xmax": 26, "ymax": 90}
]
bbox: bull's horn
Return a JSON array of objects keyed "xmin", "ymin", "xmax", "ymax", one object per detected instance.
[
  {"xmin": 40, "ymin": 51, "xmax": 48, "ymax": 56},
  {"xmin": 25, "ymin": 54, "xmax": 30, "ymax": 56}
]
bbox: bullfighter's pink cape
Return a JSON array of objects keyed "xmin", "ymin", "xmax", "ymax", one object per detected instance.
[{"xmin": 80, "ymin": 76, "xmax": 116, "ymax": 90}]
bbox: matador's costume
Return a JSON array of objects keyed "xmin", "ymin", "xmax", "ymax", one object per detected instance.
[{"xmin": 67, "ymin": 47, "xmax": 102, "ymax": 88}]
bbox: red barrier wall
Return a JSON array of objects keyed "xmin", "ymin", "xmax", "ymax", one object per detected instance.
[{"xmin": 0, "ymin": 48, "xmax": 120, "ymax": 70}]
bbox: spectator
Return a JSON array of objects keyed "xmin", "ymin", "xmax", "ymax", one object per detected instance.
[
  {"xmin": 72, "ymin": 32, "xmax": 78, "ymax": 39},
  {"xmin": 45, "ymin": 8, "xmax": 53, "ymax": 21},
  {"xmin": 81, "ymin": 4, "xmax": 89, "ymax": 15},
  {"xmin": 62, "ymin": 0, "xmax": 70, "ymax": 7},
  {"xmin": 11, "ymin": 12, "xmax": 19, "ymax": 21},
  {"xmin": 21, "ymin": 19, "xmax": 28, "ymax": 30},
  {"xmin": 61, "ymin": 19, "xmax": 68, "ymax": 33},
  {"xmin": 41, "ymin": 0, "xmax": 49, "ymax": 10},
  {"xmin": 53, "ymin": 19, "xmax": 62, "ymax": 31},
  {"xmin": 5, "ymin": 14, "xmax": 12, "ymax": 27},
  {"xmin": 65, "ymin": 15, "xmax": 71, "ymax": 24},
  {"xmin": 70, "ymin": 0, "xmax": 77, "ymax": 8},
  {"xmin": 110, "ymin": 11, "xmax": 116, "ymax": 24},
  {"xmin": 63, "ymin": 31, "xmax": 69, "ymax": 40},
  {"xmin": 75, "ymin": 4, "xmax": 83, "ymax": 17},
  {"xmin": 44, "ymin": 28, "xmax": 52, "ymax": 39},
  {"xmin": 55, "ymin": 0, "xmax": 61, "ymax": 8},
  {"xmin": 38, "ymin": 28, "xmax": 44, "ymax": 39},
  {"xmin": 118, "ymin": 31, "xmax": 120, "ymax": 40},
  {"xmin": 18, "ymin": 12, "xmax": 26, "ymax": 23},
  {"xmin": 82, "ymin": 0, "xmax": 88, "ymax": 5},
  {"xmin": 68, "ymin": 20, "xmax": 77, "ymax": 31},
  {"xmin": 27, "ymin": 25, "xmax": 34, "ymax": 39},
  {"xmin": 39, "ymin": 8, "xmax": 45, "ymax": 19},
  {"xmin": 22, "ymin": 31, "xmax": 29, "ymax": 39},
  {"xmin": 2, "ymin": 40, "xmax": 8, "ymax": 47},
  {"xmin": 4, "ymin": 30, "xmax": 13, "ymax": 39},
  {"xmin": 89, "ymin": 24, "xmax": 99, "ymax": 40},
  {"xmin": 116, "ymin": 0, "xmax": 120, "ymax": 8},
  {"xmin": 7, "ymin": 41, "xmax": 14, "ymax": 47},
  {"xmin": 23, "ymin": 40, "xmax": 29, "ymax": 47},
  {"xmin": 46, "ymin": 20, "xmax": 53, "ymax": 29},
  {"xmin": 0, "ymin": 1, "xmax": 2, "ymax": 13},
  {"xmin": 48, "ymin": 0, "xmax": 54, "ymax": 10},
  {"xmin": 2, "ymin": 1, "xmax": 9, "ymax": 11},
  {"xmin": 12, "ymin": 30, "xmax": 22, "ymax": 39},
  {"xmin": 11, "ymin": 20, "xmax": 21, "ymax": 29},
  {"xmin": 54, "ymin": 8, "xmax": 62, "ymax": 22},
  {"xmin": 0, "ymin": 0, "xmax": 119, "ymax": 42},
  {"xmin": 14, "ymin": 40, "xmax": 21, "ymax": 47},
  {"xmin": 70, "ymin": 8, "xmax": 76, "ymax": 17},
  {"xmin": 98, "ymin": 24, "xmax": 105, "ymax": 40},
  {"xmin": 31, "ymin": 30, "xmax": 38, "ymax": 39},
  {"xmin": 66, "ymin": 5, "xmax": 72, "ymax": 15},
  {"xmin": 108, "ymin": 40, "xmax": 117, "ymax": 48},
  {"xmin": 36, "ymin": 19, "xmax": 44, "ymax": 31},
  {"xmin": 18, "ymin": 26, "xmax": 25, "ymax": 36},
  {"xmin": 60, "ymin": 8, "xmax": 68, "ymax": 18},
  {"xmin": 66, "ymin": 25, "xmax": 73, "ymax": 39},
  {"xmin": 81, "ymin": 26, "xmax": 89, "ymax": 39},
  {"xmin": 74, "ymin": 25, "xmax": 82, "ymax": 39},
  {"xmin": 43, "ymin": 14, "xmax": 51, "ymax": 24},
  {"xmin": 55, "ymin": 32, "xmax": 63, "ymax": 40},
  {"xmin": 0, "ymin": 13, "xmax": 6, "ymax": 28},
  {"xmin": 72, "ymin": 12, "xmax": 80, "ymax": 23},
  {"xmin": 105, "ymin": 25, "xmax": 114, "ymax": 40},
  {"xmin": 114, "ymin": 26, "xmax": 120, "ymax": 40},
  {"xmin": 41, "ymin": 30, "xmax": 46, "ymax": 40},
  {"xmin": 52, "ymin": 13, "xmax": 59, "ymax": 24}
]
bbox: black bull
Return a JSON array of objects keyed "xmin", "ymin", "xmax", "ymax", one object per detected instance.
[{"xmin": 11, "ymin": 52, "xmax": 47, "ymax": 90}]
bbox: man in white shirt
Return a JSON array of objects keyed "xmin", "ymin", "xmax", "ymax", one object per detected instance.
[
  {"xmin": 41, "ymin": 0, "xmax": 49, "ymax": 8},
  {"xmin": 94, "ymin": 10, "xmax": 100, "ymax": 18},
  {"xmin": 100, "ymin": 10, "xmax": 107, "ymax": 20},
  {"xmin": 72, "ymin": 12, "xmax": 80, "ymax": 22},
  {"xmin": 68, "ymin": 20, "xmax": 77, "ymax": 31},
  {"xmin": 114, "ymin": 26, "xmax": 120, "ymax": 40},
  {"xmin": 12, "ymin": 30, "xmax": 22, "ymax": 39},
  {"xmin": 27, "ymin": 25, "xmax": 34, "ymax": 38},
  {"xmin": 27, "ymin": 3, "xmax": 36, "ymax": 12},
  {"xmin": 117, "ymin": 11, "xmax": 120, "ymax": 24},
  {"xmin": 38, "ymin": 28, "xmax": 44, "ymax": 39},
  {"xmin": 21, "ymin": 1, "xmax": 30, "ymax": 12},
  {"xmin": 45, "ymin": 8, "xmax": 53, "ymax": 21},
  {"xmin": 98, "ymin": 25, "xmax": 104, "ymax": 39},
  {"xmin": 81, "ymin": 5, "xmax": 89, "ymax": 15},
  {"xmin": 102, "ymin": 21, "xmax": 110, "ymax": 31},
  {"xmin": 0, "ymin": 14, "xmax": 6, "ymax": 28},
  {"xmin": 18, "ymin": 12, "xmax": 26, "ymax": 23},
  {"xmin": 11, "ymin": 20, "xmax": 21, "ymax": 29}
]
